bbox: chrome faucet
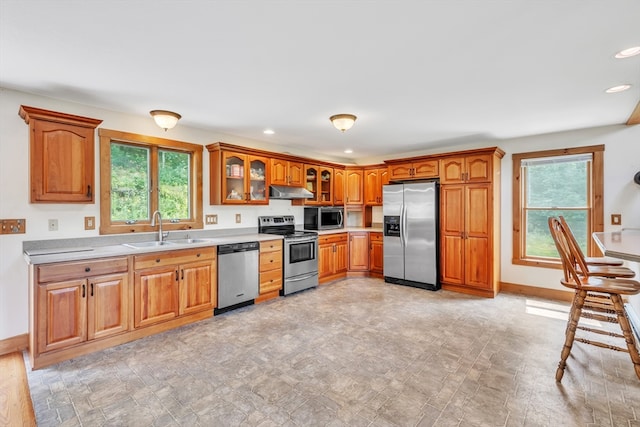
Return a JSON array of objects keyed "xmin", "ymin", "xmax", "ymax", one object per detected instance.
[{"xmin": 151, "ymin": 210, "xmax": 168, "ymax": 242}]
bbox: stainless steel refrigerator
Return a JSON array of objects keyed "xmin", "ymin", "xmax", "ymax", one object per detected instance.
[{"xmin": 383, "ymin": 181, "xmax": 440, "ymax": 290}]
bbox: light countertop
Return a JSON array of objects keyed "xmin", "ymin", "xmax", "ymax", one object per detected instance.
[
  {"xmin": 312, "ymin": 227, "xmax": 383, "ymax": 235},
  {"xmin": 24, "ymin": 233, "xmax": 282, "ymax": 265},
  {"xmin": 592, "ymin": 229, "xmax": 640, "ymax": 263}
]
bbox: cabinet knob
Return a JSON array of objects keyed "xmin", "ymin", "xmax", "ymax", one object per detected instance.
[
  {"xmin": 85, "ymin": 267, "xmax": 91, "ymax": 272},
  {"xmin": 197, "ymin": 253, "xmax": 201, "ymax": 257},
  {"xmin": 156, "ymin": 258, "xmax": 161, "ymax": 263}
]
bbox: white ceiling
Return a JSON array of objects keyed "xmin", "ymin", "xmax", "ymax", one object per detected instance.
[{"xmin": 1, "ymin": 1, "xmax": 639, "ymax": 162}]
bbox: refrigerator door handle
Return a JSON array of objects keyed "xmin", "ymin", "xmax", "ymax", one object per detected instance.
[
  {"xmin": 399, "ymin": 204, "xmax": 405, "ymax": 247},
  {"xmin": 401, "ymin": 203, "xmax": 408, "ymax": 248}
]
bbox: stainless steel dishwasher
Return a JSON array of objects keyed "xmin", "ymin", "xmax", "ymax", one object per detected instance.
[{"xmin": 216, "ymin": 241, "xmax": 259, "ymax": 311}]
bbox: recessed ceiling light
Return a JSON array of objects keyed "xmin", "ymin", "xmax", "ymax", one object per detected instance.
[
  {"xmin": 615, "ymin": 46, "xmax": 640, "ymax": 59},
  {"xmin": 344, "ymin": 149, "xmax": 353, "ymax": 154},
  {"xmin": 605, "ymin": 84, "xmax": 632, "ymax": 93},
  {"xmin": 263, "ymin": 129, "xmax": 275, "ymax": 135}
]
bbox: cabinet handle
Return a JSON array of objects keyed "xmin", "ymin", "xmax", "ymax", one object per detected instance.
[
  {"xmin": 87, "ymin": 185, "xmax": 92, "ymax": 197},
  {"xmin": 82, "ymin": 284, "xmax": 85, "ymax": 298},
  {"xmin": 90, "ymin": 283, "xmax": 94, "ymax": 297},
  {"xmin": 181, "ymin": 269, "xmax": 184, "ymax": 280},
  {"xmin": 176, "ymin": 270, "xmax": 179, "ymax": 281}
]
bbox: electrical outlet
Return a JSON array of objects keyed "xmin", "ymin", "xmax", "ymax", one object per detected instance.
[
  {"xmin": 235, "ymin": 214, "xmax": 241, "ymax": 223},
  {"xmin": 48, "ymin": 219, "xmax": 58, "ymax": 231},
  {"xmin": 611, "ymin": 214, "xmax": 622, "ymax": 225},
  {"xmin": 205, "ymin": 214, "xmax": 218, "ymax": 225},
  {"xmin": 84, "ymin": 216, "xmax": 95, "ymax": 230}
]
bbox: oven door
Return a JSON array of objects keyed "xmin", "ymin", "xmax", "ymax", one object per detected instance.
[{"xmin": 284, "ymin": 237, "xmax": 318, "ymax": 278}]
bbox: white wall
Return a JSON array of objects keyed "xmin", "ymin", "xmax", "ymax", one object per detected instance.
[
  {"xmin": 1, "ymin": 86, "xmax": 639, "ymax": 341},
  {"xmin": 500, "ymin": 125, "xmax": 640, "ymax": 290}
]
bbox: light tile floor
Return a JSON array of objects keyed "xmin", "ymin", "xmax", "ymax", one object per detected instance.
[{"xmin": 25, "ymin": 278, "xmax": 640, "ymax": 426}]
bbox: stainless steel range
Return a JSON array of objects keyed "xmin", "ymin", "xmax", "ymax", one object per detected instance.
[{"xmin": 258, "ymin": 215, "xmax": 318, "ymax": 295}]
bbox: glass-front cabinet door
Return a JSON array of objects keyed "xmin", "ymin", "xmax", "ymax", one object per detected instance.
[
  {"xmin": 320, "ymin": 168, "xmax": 333, "ymax": 205},
  {"xmin": 305, "ymin": 166, "xmax": 319, "ymax": 204},
  {"xmin": 222, "ymin": 152, "xmax": 268, "ymax": 204},
  {"xmin": 248, "ymin": 156, "xmax": 267, "ymax": 203}
]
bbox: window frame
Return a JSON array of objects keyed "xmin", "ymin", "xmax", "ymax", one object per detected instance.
[
  {"xmin": 512, "ymin": 144, "xmax": 604, "ymax": 268},
  {"xmin": 99, "ymin": 129, "xmax": 203, "ymax": 235}
]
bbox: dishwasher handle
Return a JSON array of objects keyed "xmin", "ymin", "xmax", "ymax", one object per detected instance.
[{"xmin": 218, "ymin": 241, "xmax": 260, "ymax": 255}]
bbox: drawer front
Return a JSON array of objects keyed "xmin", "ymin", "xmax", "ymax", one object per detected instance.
[
  {"xmin": 260, "ymin": 269, "xmax": 283, "ymax": 293},
  {"xmin": 260, "ymin": 251, "xmax": 282, "ymax": 272},
  {"xmin": 319, "ymin": 233, "xmax": 348, "ymax": 245},
  {"xmin": 369, "ymin": 232, "xmax": 383, "ymax": 242},
  {"xmin": 37, "ymin": 257, "xmax": 129, "ymax": 283},
  {"xmin": 134, "ymin": 247, "xmax": 216, "ymax": 270},
  {"xmin": 260, "ymin": 239, "xmax": 283, "ymax": 253}
]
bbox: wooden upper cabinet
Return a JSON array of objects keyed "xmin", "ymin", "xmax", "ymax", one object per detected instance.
[
  {"xmin": 440, "ymin": 154, "xmax": 492, "ymax": 184},
  {"xmin": 345, "ymin": 168, "xmax": 364, "ymax": 205},
  {"xmin": 388, "ymin": 160, "xmax": 438, "ymax": 181},
  {"xmin": 19, "ymin": 105, "xmax": 102, "ymax": 203},
  {"xmin": 333, "ymin": 168, "xmax": 345, "ymax": 205},
  {"xmin": 271, "ymin": 158, "xmax": 304, "ymax": 186},
  {"xmin": 364, "ymin": 166, "xmax": 389, "ymax": 205},
  {"xmin": 208, "ymin": 146, "xmax": 268, "ymax": 204}
]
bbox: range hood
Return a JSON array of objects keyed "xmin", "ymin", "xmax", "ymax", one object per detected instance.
[{"xmin": 269, "ymin": 185, "xmax": 314, "ymax": 199}]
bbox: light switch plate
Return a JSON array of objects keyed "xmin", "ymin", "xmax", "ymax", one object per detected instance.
[
  {"xmin": 84, "ymin": 216, "xmax": 95, "ymax": 230},
  {"xmin": 235, "ymin": 214, "xmax": 241, "ymax": 223},
  {"xmin": 611, "ymin": 214, "xmax": 621, "ymax": 225},
  {"xmin": 0, "ymin": 219, "xmax": 26, "ymax": 234},
  {"xmin": 205, "ymin": 214, "xmax": 217, "ymax": 225},
  {"xmin": 48, "ymin": 219, "xmax": 58, "ymax": 231}
]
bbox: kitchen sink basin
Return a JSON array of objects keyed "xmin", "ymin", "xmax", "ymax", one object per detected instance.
[
  {"xmin": 122, "ymin": 241, "xmax": 176, "ymax": 249},
  {"xmin": 169, "ymin": 238, "xmax": 213, "ymax": 245}
]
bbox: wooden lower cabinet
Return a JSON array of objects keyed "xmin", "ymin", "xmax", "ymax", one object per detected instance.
[
  {"xmin": 30, "ymin": 248, "xmax": 217, "ymax": 369},
  {"xmin": 318, "ymin": 233, "xmax": 348, "ymax": 283},
  {"xmin": 369, "ymin": 232, "xmax": 383, "ymax": 275},
  {"xmin": 133, "ymin": 248, "xmax": 216, "ymax": 328},
  {"xmin": 348, "ymin": 232, "xmax": 370, "ymax": 271},
  {"xmin": 31, "ymin": 257, "xmax": 129, "ymax": 367},
  {"xmin": 440, "ymin": 183, "xmax": 495, "ymax": 296},
  {"xmin": 257, "ymin": 239, "xmax": 283, "ymax": 303}
]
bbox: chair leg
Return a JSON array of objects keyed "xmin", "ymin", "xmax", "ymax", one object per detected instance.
[
  {"xmin": 610, "ymin": 294, "xmax": 640, "ymax": 380},
  {"xmin": 557, "ymin": 290, "xmax": 586, "ymax": 382}
]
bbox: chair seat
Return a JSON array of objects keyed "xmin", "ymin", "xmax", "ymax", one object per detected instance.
[
  {"xmin": 561, "ymin": 276, "xmax": 640, "ymax": 295},
  {"xmin": 584, "ymin": 256, "xmax": 624, "ymax": 266},
  {"xmin": 582, "ymin": 265, "xmax": 636, "ymax": 278}
]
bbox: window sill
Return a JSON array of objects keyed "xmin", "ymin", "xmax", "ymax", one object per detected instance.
[{"xmin": 511, "ymin": 258, "xmax": 563, "ymax": 269}]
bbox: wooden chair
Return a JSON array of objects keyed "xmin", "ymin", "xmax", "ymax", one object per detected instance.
[
  {"xmin": 548, "ymin": 216, "xmax": 640, "ymax": 381},
  {"xmin": 558, "ymin": 216, "xmax": 624, "ymax": 266},
  {"xmin": 557, "ymin": 216, "xmax": 634, "ymax": 278}
]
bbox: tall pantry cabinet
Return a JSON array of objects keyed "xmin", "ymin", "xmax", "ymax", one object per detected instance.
[{"xmin": 439, "ymin": 148, "xmax": 504, "ymax": 298}]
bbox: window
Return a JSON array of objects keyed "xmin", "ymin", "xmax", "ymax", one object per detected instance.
[
  {"xmin": 99, "ymin": 129, "xmax": 203, "ymax": 234},
  {"xmin": 512, "ymin": 145, "xmax": 604, "ymax": 267}
]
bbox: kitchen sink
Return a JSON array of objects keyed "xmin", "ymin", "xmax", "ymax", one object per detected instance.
[
  {"xmin": 169, "ymin": 238, "xmax": 214, "ymax": 245},
  {"xmin": 122, "ymin": 241, "xmax": 176, "ymax": 249}
]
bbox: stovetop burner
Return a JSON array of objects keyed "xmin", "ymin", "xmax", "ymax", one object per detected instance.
[{"xmin": 258, "ymin": 215, "xmax": 317, "ymax": 239}]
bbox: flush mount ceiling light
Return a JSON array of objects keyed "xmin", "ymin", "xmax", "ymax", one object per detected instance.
[
  {"xmin": 263, "ymin": 129, "xmax": 275, "ymax": 135},
  {"xmin": 605, "ymin": 84, "xmax": 632, "ymax": 93},
  {"xmin": 150, "ymin": 110, "xmax": 181, "ymax": 131},
  {"xmin": 344, "ymin": 149, "xmax": 353, "ymax": 154},
  {"xmin": 615, "ymin": 46, "xmax": 640, "ymax": 59},
  {"xmin": 330, "ymin": 114, "xmax": 357, "ymax": 132}
]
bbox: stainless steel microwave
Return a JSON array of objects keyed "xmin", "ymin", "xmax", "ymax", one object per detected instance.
[{"xmin": 304, "ymin": 207, "xmax": 344, "ymax": 230}]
